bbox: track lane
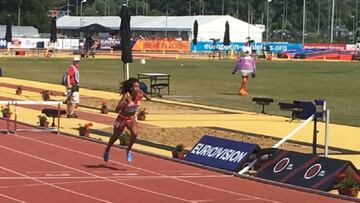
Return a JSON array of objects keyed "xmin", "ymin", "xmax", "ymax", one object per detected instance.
[
  {"xmin": 0, "ymin": 132, "xmax": 275, "ymax": 202},
  {"xmin": 0, "ymin": 121, "xmax": 357, "ymax": 203}
]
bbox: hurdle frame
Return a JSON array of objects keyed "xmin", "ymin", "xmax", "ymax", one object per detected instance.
[
  {"xmin": 0, "ymin": 101, "xmax": 63, "ymax": 135},
  {"xmin": 0, "ymin": 102, "xmax": 11, "ymax": 134},
  {"xmin": 238, "ymin": 107, "xmax": 331, "ymax": 175}
]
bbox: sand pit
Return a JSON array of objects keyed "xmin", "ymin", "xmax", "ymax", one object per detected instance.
[{"xmin": 81, "ymin": 98, "xmax": 331, "ymax": 154}]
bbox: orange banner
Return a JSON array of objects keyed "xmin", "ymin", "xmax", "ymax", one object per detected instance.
[{"xmin": 132, "ymin": 40, "xmax": 190, "ymax": 52}]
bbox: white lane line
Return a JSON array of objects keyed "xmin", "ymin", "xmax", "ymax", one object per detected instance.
[
  {"xmin": 44, "ymin": 173, "xmax": 71, "ymax": 177},
  {"xmin": 237, "ymin": 197, "xmax": 283, "ymax": 203},
  {"xmin": 0, "ymin": 166, "xmax": 111, "ymax": 203},
  {"xmin": 92, "ymin": 170, "xmax": 138, "ymax": 173},
  {"xmin": 237, "ymin": 197, "xmax": 260, "ymax": 201},
  {"xmin": 0, "ymin": 179, "xmax": 109, "ymax": 190},
  {"xmin": 0, "ymin": 176, "xmax": 97, "ymax": 180},
  {"xmin": 16, "ymin": 134, "xmax": 285, "ymax": 203},
  {"xmin": 0, "ymin": 144, "xmax": 194, "ymax": 203},
  {"xmin": 157, "ymin": 170, "xmax": 204, "ymax": 173},
  {"xmin": 113, "ymin": 173, "xmax": 138, "ymax": 176},
  {"xmin": 0, "ymin": 178, "xmax": 278, "ymax": 203},
  {"xmin": 0, "ymin": 174, "xmax": 229, "ymax": 180},
  {"xmin": 0, "ymin": 193, "xmax": 27, "ymax": 203},
  {"xmin": 180, "ymin": 173, "xmax": 203, "ymax": 176},
  {"xmin": 25, "ymin": 171, "xmax": 74, "ymax": 174}
]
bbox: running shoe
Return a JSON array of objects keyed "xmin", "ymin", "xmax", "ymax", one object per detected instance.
[
  {"xmin": 67, "ymin": 113, "xmax": 78, "ymax": 118},
  {"xmin": 126, "ymin": 150, "xmax": 132, "ymax": 163},
  {"xmin": 103, "ymin": 150, "xmax": 109, "ymax": 162},
  {"xmin": 70, "ymin": 113, "xmax": 79, "ymax": 118}
]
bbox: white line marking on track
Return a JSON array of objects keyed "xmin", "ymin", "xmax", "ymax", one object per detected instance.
[
  {"xmin": 0, "ymin": 179, "xmax": 108, "ymax": 190},
  {"xmin": 44, "ymin": 173, "xmax": 71, "ymax": 177},
  {"xmin": 25, "ymin": 171, "xmax": 74, "ymax": 174},
  {"xmin": 0, "ymin": 174, "xmax": 230, "ymax": 180},
  {"xmin": 0, "ymin": 193, "xmax": 27, "ymax": 203},
  {"xmin": 0, "ymin": 144, "xmax": 195, "ymax": 203},
  {"xmin": 11, "ymin": 134, "xmax": 285, "ymax": 203},
  {"xmin": 0, "ymin": 166, "xmax": 111, "ymax": 203},
  {"xmin": 92, "ymin": 170, "xmax": 138, "ymax": 173},
  {"xmin": 115, "ymin": 173, "xmax": 138, "ymax": 176},
  {"xmin": 157, "ymin": 170, "xmax": 203, "ymax": 173},
  {"xmin": 237, "ymin": 197, "xmax": 260, "ymax": 201},
  {"xmin": 180, "ymin": 173, "xmax": 202, "ymax": 176},
  {"xmin": 0, "ymin": 176, "xmax": 100, "ymax": 180}
]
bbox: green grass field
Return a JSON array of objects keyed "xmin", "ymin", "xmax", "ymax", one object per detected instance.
[{"xmin": 0, "ymin": 57, "xmax": 359, "ymax": 127}]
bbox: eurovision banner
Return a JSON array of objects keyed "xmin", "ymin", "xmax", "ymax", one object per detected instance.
[{"xmin": 184, "ymin": 135, "xmax": 259, "ymax": 172}]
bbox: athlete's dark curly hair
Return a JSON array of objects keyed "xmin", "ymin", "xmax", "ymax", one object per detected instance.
[{"xmin": 120, "ymin": 78, "xmax": 139, "ymax": 94}]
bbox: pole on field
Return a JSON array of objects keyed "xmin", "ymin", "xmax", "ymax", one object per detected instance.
[{"xmin": 324, "ymin": 109, "xmax": 330, "ymax": 157}]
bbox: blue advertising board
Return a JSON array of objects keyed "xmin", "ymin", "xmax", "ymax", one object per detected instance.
[
  {"xmin": 285, "ymin": 157, "xmax": 351, "ymax": 191},
  {"xmin": 256, "ymin": 150, "xmax": 318, "ymax": 182},
  {"xmin": 184, "ymin": 135, "xmax": 259, "ymax": 172},
  {"xmin": 255, "ymin": 149, "xmax": 358, "ymax": 191},
  {"xmin": 191, "ymin": 42, "xmax": 301, "ymax": 53}
]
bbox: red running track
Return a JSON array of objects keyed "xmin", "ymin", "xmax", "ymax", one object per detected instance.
[{"xmin": 0, "ymin": 121, "xmax": 356, "ymax": 203}]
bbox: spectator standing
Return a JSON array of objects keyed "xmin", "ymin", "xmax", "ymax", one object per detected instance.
[
  {"xmin": 84, "ymin": 34, "xmax": 94, "ymax": 58},
  {"xmin": 65, "ymin": 57, "xmax": 81, "ymax": 118},
  {"xmin": 89, "ymin": 38, "xmax": 99, "ymax": 58}
]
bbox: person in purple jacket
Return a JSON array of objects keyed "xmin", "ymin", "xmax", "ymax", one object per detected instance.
[{"xmin": 232, "ymin": 46, "xmax": 256, "ymax": 96}]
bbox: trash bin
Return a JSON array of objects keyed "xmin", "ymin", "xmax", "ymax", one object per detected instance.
[{"xmin": 0, "ymin": 67, "xmax": 3, "ymax": 77}]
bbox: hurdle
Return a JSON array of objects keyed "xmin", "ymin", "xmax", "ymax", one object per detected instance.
[
  {"xmin": 0, "ymin": 100, "xmax": 64, "ymax": 135},
  {"xmin": 0, "ymin": 101, "xmax": 11, "ymax": 134},
  {"xmin": 238, "ymin": 103, "xmax": 330, "ymax": 175}
]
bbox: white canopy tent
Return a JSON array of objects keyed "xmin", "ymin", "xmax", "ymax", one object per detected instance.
[
  {"xmin": 0, "ymin": 25, "xmax": 39, "ymax": 38},
  {"xmin": 57, "ymin": 15, "xmax": 264, "ymax": 42}
]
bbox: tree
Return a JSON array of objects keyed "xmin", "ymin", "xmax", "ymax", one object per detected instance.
[
  {"xmin": 0, "ymin": 0, "xmax": 52, "ymax": 32},
  {"xmin": 0, "ymin": 0, "xmax": 357, "ymax": 43}
]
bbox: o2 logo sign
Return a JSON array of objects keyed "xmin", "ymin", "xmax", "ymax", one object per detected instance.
[
  {"xmin": 304, "ymin": 164, "xmax": 322, "ymax": 180},
  {"xmin": 273, "ymin": 158, "xmax": 290, "ymax": 173}
]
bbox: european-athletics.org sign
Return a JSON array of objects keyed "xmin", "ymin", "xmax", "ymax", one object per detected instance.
[{"xmin": 184, "ymin": 135, "xmax": 259, "ymax": 172}]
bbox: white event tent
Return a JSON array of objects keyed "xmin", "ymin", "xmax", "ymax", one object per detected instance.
[
  {"xmin": 0, "ymin": 25, "xmax": 39, "ymax": 38},
  {"xmin": 57, "ymin": 15, "xmax": 264, "ymax": 42}
]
